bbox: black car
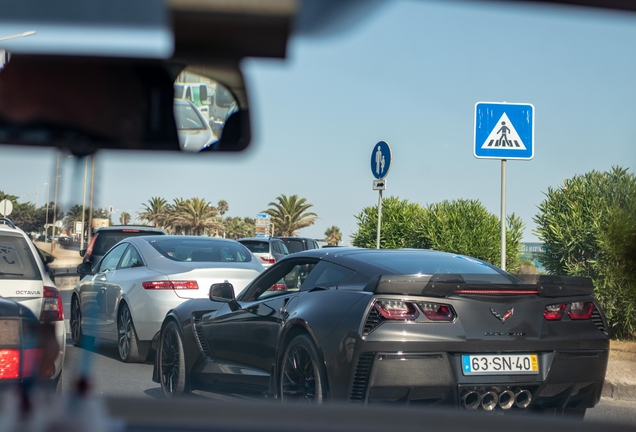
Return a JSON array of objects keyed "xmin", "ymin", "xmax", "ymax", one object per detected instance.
[
  {"xmin": 0, "ymin": 297, "xmax": 55, "ymax": 387},
  {"xmin": 153, "ymin": 248, "xmax": 608, "ymax": 416},
  {"xmin": 275, "ymin": 236, "xmax": 320, "ymax": 254},
  {"xmin": 80, "ymin": 226, "xmax": 165, "ymax": 269}
]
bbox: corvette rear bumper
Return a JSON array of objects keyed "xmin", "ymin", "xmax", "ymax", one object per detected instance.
[{"xmin": 348, "ymin": 348, "xmax": 608, "ymax": 410}]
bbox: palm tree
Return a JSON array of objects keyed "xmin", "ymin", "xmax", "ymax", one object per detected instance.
[
  {"xmin": 217, "ymin": 200, "xmax": 229, "ymax": 216},
  {"xmin": 139, "ymin": 197, "xmax": 168, "ymax": 228},
  {"xmin": 324, "ymin": 226, "xmax": 342, "ymax": 246},
  {"xmin": 168, "ymin": 197, "xmax": 222, "ymax": 236},
  {"xmin": 64, "ymin": 204, "xmax": 88, "ymax": 231},
  {"xmin": 120, "ymin": 212, "xmax": 131, "ymax": 225},
  {"xmin": 263, "ymin": 194, "xmax": 318, "ymax": 236}
]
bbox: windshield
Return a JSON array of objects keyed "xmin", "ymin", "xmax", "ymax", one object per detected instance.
[
  {"xmin": 0, "ymin": 0, "xmax": 634, "ymax": 428},
  {"xmin": 93, "ymin": 230, "xmax": 163, "ymax": 256}
]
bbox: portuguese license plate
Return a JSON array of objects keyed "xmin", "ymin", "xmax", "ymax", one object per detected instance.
[{"xmin": 461, "ymin": 354, "xmax": 538, "ymax": 375}]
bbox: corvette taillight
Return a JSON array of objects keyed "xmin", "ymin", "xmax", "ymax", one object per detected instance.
[
  {"xmin": 142, "ymin": 281, "xmax": 199, "ymax": 290},
  {"xmin": 268, "ymin": 282, "xmax": 287, "ymax": 291},
  {"xmin": 419, "ymin": 303, "xmax": 456, "ymax": 321},
  {"xmin": 40, "ymin": 286, "xmax": 64, "ymax": 322},
  {"xmin": 374, "ymin": 300, "xmax": 419, "ymax": 320},
  {"xmin": 568, "ymin": 302, "xmax": 595, "ymax": 320},
  {"xmin": 544, "ymin": 303, "xmax": 566, "ymax": 321}
]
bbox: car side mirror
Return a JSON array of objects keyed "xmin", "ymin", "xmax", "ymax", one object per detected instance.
[
  {"xmin": 209, "ymin": 283, "xmax": 235, "ymax": 302},
  {"xmin": 45, "ymin": 255, "xmax": 55, "ymax": 264},
  {"xmin": 79, "ymin": 249, "xmax": 86, "ymax": 257},
  {"xmin": 77, "ymin": 262, "xmax": 93, "ymax": 276}
]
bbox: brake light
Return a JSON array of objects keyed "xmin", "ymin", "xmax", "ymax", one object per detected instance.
[
  {"xmin": 260, "ymin": 256, "xmax": 276, "ymax": 264},
  {"xmin": 419, "ymin": 303, "xmax": 456, "ymax": 321},
  {"xmin": 85, "ymin": 235, "xmax": 97, "ymax": 256},
  {"xmin": 0, "ymin": 349, "xmax": 20, "ymax": 379},
  {"xmin": 455, "ymin": 289, "xmax": 539, "ymax": 295},
  {"xmin": 544, "ymin": 303, "xmax": 567, "ymax": 321},
  {"xmin": 568, "ymin": 302, "xmax": 595, "ymax": 320},
  {"xmin": 40, "ymin": 286, "xmax": 64, "ymax": 321},
  {"xmin": 122, "ymin": 230, "xmax": 140, "ymax": 233},
  {"xmin": 142, "ymin": 280, "xmax": 199, "ymax": 290},
  {"xmin": 374, "ymin": 300, "xmax": 419, "ymax": 320}
]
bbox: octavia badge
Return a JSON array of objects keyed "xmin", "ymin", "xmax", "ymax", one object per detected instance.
[{"xmin": 490, "ymin": 307, "xmax": 514, "ymax": 323}]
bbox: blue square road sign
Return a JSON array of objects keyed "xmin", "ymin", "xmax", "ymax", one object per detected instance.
[{"xmin": 474, "ymin": 102, "xmax": 534, "ymax": 160}]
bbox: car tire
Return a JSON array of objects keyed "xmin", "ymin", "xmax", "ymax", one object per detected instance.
[
  {"xmin": 159, "ymin": 321, "xmax": 188, "ymax": 397},
  {"xmin": 70, "ymin": 296, "xmax": 94, "ymax": 348},
  {"xmin": 280, "ymin": 334, "xmax": 327, "ymax": 403},
  {"xmin": 117, "ymin": 303, "xmax": 149, "ymax": 363}
]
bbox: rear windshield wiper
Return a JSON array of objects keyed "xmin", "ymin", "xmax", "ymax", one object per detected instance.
[{"xmin": 0, "ymin": 271, "xmax": 24, "ymax": 276}]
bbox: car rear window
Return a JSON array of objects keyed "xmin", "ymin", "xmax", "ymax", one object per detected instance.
[
  {"xmin": 94, "ymin": 230, "xmax": 164, "ymax": 256},
  {"xmin": 148, "ymin": 238, "xmax": 252, "ymax": 262},
  {"xmin": 240, "ymin": 241, "xmax": 270, "ymax": 254},
  {"xmin": 0, "ymin": 234, "xmax": 41, "ymax": 280},
  {"xmin": 360, "ymin": 252, "xmax": 520, "ymax": 284},
  {"xmin": 281, "ymin": 239, "xmax": 304, "ymax": 253}
]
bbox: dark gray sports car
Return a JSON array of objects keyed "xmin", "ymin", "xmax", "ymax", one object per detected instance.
[{"xmin": 152, "ymin": 248, "xmax": 608, "ymax": 416}]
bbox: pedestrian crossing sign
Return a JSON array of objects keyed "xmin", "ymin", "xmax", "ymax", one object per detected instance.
[{"xmin": 474, "ymin": 102, "xmax": 534, "ymax": 160}]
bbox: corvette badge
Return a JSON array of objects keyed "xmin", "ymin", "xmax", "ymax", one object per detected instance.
[{"xmin": 490, "ymin": 307, "xmax": 514, "ymax": 323}]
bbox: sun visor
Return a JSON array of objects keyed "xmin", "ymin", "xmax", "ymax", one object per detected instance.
[{"xmin": 0, "ymin": 0, "xmax": 173, "ymax": 59}]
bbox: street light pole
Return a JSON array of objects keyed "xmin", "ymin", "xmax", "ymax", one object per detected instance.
[
  {"xmin": 87, "ymin": 155, "xmax": 95, "ymax": 246},
  {"xmin": 0, "ymin": 31, "xmax": 36, "ymax": 42},
  {"xmin": 51, "ymin": 151, "xmax": 60, "ymax": 252},
  {"xmin": 80, "ymin": 157, "xmax": 88, "ymax": 251},
  {"xmin": 45, "ymin": 181, "xmax": 50, "ymax": 237}
]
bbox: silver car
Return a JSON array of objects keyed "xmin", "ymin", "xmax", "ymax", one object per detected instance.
[
  {"xmin": 174, "ymin": 99, "xmax": 217, "ymax": 152},
  {"xmin": 70, "ymin": 236, "xmax": 263, "ymax": 363}
]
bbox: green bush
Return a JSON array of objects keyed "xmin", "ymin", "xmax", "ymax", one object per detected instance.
[
  {"xmin": 534, "ymin": 166, "xmax": 636, "ymax": 338},
  {"xmin": 351, "ymin": 197, "xmax": 524, "ymax": 271}
]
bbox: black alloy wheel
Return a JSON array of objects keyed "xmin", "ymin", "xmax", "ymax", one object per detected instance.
[
  {"xmin": 70, "ymin": 296, "xmax": 94, "ymax": 348},
  {"xmin": 160, "ymin": 321, "xmax": 187, "ymax": 396},
  {"xmin": 280, "ymin": 334, "xmax": 326, "ymax": 403},
  {"xmin": 117, "ymin": 303, "xmax": 150, "ymax": 363}
]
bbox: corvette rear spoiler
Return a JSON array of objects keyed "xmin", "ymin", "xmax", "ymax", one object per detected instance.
[{"xmin": 363, "ymin": 274, "xmax": 594, "ymax": 298}]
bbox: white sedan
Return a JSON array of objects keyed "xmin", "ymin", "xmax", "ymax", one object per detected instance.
[{"xmin": 70, "ymin": 236, "xmax": 263, "ymax": 363}]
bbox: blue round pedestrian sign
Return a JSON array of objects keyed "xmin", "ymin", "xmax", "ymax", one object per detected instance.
[{"xmin": 370, "ymin": 141, "xmax": 392, "ymax": 179}]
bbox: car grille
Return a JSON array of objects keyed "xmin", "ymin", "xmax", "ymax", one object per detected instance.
[
  {"xmin": 363, "ymin": 306, "xmax": 383, "ymax": 335},
  {"xmin": 350, "ymin": 352, "xmax": 375, "ymax": 403},
  {"xmin": 191, "ymin": 316, "xmax": 213, "ymax": 362},
  {"xmin": 591, "ymin": 308, "xmax": 607, "ymax": 333}
]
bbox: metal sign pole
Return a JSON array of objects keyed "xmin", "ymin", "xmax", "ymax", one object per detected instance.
[
  {"xmin": 376, "ymin": 189, "xmax": 383, "ymax": 249},
  {"xmin": 500, "ymin": 159, "xmax": 507, "ymax": 270}
]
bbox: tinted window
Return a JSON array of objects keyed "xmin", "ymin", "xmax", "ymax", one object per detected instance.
[
  {"xmin": 283, "ymin": 239, "xmax": 304, "ymax": 253},
  {"xmin": 278, "ymin": 241, "xmax": 289, "ymax": 255},
  {"xmin": 360, "ymin": 252, "xmax": 518, "ymax": 284},
  {"xmin": 240, "ymin": 241, "xmax": 270, "ymax": 254},
  {"xmin": 302, "ymin": 261, "xmax": 354, "ymax": 289},
  {"xmin": 0, "ymin": 234, "xmax": 41, "ymax": 280},
  {"xmin": 93, "ymin": 230, "xmax": 163, "ymax": 256},
  {"xmin": 149, "ymin": 238, "xmax": 251, "ymax": 262}
]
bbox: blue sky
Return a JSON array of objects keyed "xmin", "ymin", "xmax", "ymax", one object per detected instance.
[{"xmin": 1, "ymin": 1, "xmax": 635, "ymax": 244}]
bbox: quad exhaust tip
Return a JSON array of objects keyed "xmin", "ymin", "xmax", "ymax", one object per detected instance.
[{"xmin": 461, "ymin": 388, "xmax": 532, "ymax": 410}]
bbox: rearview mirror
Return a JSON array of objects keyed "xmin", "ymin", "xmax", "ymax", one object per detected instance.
[
  {"xmin": 77, "ymin": 262, "xmax": 93, "ymax": 276},
  {"xmin": 209, "ymin": 283, "xmax": 235, "ymax": 302},
  {"xmin": 0, "ymin": 58, "xmax": 251, "ymax": 154}
]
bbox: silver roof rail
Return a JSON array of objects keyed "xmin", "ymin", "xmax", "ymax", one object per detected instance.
[{"xmin": 0, "ymin": 217, "xmax": 16, "ymax": 229}]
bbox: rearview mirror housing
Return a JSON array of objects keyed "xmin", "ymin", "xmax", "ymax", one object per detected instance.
[
  {"xmin": 209, "ymin": 283, "xmax": 235, "ymax": 302},
  {"xmin": 77, "ymin": 262, "xmax": 93, "ymax": 276}
]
